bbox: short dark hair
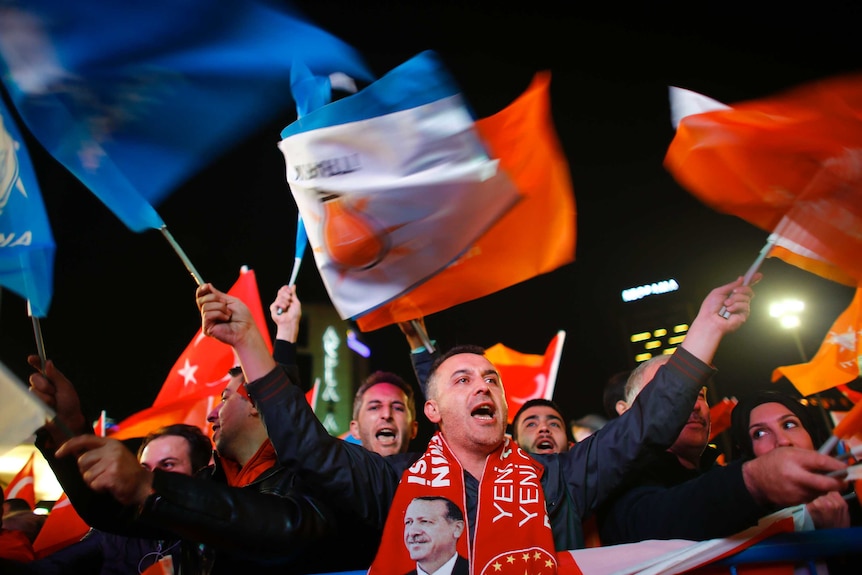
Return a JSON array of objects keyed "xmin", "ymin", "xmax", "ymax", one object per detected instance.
[
  {"xmin": 511, "ymin": 398, "xmax": 569, "ymax": 442},
  {"xmin": 138, "ymin": 423, "xmax": 213, "ymax": 473},
  {"xmin": 352, "ymin": 371, "xmax": 416, "ymax": 420},
  {"xmin": 602, "ymin": 370, "xmax": 631, "ymax": 419},
  {"xmin": 413, "ymin": 496, "xmax": 463, "ymax": 522},
  {"xmin": 426, "ymin": 344, "xmax": 487, "ymax": 398}
]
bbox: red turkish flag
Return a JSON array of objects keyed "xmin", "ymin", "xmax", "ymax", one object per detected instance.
[
  {"xmin": 484, "ymin": 331, "xmax": 566, "ymax": 424},
  {"xmin": 3, "ymin": 452, "xmax": 36, "ymax": 509},
  {"xmin": 109, "ymin": 267, "xmax": 271, "ymax": 440},
  {"xmin": 32, "ymin": 492, "xmax": 90, "ymax": 558}
]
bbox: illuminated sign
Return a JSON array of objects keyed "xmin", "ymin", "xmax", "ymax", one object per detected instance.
[{"xmin": 621, "ymin": 279, "xmax": 679, "ymax": 302}]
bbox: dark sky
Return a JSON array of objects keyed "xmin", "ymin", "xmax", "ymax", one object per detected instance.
[{"xmin": 1, "ymin": 4, "xmax": 860, "ymax": 430}]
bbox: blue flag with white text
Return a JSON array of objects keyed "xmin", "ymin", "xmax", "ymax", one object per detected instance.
[
  {"xmin": 0, "ymin": 0, "xmax": 373, "ymax": 232},
  {"xmin": 0, "ymin": 95, "xmax": 55, "ymax": 318}
]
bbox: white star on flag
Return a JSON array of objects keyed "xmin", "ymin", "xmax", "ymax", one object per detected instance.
[{"xmin": 177, "ymin": 358, "xmax": 198, "ymax": 386}]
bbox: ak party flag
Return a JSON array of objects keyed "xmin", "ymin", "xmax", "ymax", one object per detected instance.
[
  {"xmin": 666, "ymin": 76, "xmax": 862, "ymax": 286},
  {"xmin": 0, "ymin": 0, "xmax": 373, "ymax": 232},
  {"xmin": 0, "ymin": 92, "xmax": 54, "ymax": 317},
  {"xmin": 279, "ymin": 51, "xmax": 521, "ymax": 321},
  {"xmin": 773, "ymin": 288, "xmax": 862, "ymax": 396}
]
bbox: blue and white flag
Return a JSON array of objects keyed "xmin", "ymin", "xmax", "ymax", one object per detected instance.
[
  {"xmin": 279, "ymin": 51, "xmax": 521, "ymax": 319},
  {"xmin": 0, "ymin": 0, "xmax": 373, "ymax": 232},
  {"xmin": 0, "ymin": 95, "xmax": 55, "ymax": 318}
]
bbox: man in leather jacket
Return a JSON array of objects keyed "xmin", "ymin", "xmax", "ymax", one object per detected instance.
[{"xmin": 27, "ymin": 356, "xmax": 379, "ymax": 574}]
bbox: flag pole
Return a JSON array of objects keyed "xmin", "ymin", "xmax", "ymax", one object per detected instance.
[
  {"xmin": 410, "ymin": 320, "xmax": 435, "ymax": 353},
  {"xmin": 160, "ymin": 225, "xmax": 204, "ymax": 286},
  {"xmin": 718, "ymin": 235, "xmax": 776, "ymax": 319},
  {"xmin": 27, "ymin": 300, "xmax": 47, "ymax": 372},
  {"xmin": 278, "ymin": 214, "xmax": 308, "ymax": 315}
]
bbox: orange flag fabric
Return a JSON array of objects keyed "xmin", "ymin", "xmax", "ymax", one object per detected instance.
[
  {"xmin": 3, "ymin": 452, "xmax": 36, "ymax": 509},
  {"xmin": 32, "ymin": 492, "xmax": 90, "ymax": 558},
  {"xmin": 110, "ymin": 267, "xmax": 271, "ymax": 440},
  {"xmin": 708, "ymin": 397, "xmax": 739, "ymax": 441},
  {"xmin": 772, "ymin": 288, "xmax": 862, "ymax": 396},
  {"xmin": 356, "ymin": 72, "xmax": 575, "ymax": 331},
  {"xmin": 484, "ymin": 331, "xmax": 566, "ymax": 424},
  {"xmin": 665, "ymin": 74, "xmax": 862, "ymax": 286}
]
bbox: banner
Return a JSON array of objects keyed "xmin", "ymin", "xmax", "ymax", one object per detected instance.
[
  {"xmin": 485, "ymin": 331, "xmax": 566, "ymax": 424},
  {"xmin": 0, "ymin": 94, "xmax": 55, "ymax": 317},
  {"xmin": 0, "ymin": 0, "xmax": 372, "ymax": 232}
]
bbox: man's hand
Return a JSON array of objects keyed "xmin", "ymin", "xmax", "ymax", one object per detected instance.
[
  {"xmin": 398, "ymin": 317, "xmax": 428, "ymax": 350},
  {"xmin": 682, "ymin": 274, "xmax": 761, "ymax": 364},
  {"xmin": 196, "ymin": 283, "xmax": 276, "ymax": 382},
  {"xmin": 805, "ymin": 491, "xmax": 851, "ymax": 529},
  {"xmin": 196, "ymin": 283, "xmax": 256, "ymax": 346},
  {"xmin": 55, "ymin": 435, "xmax": 154, "ymax": 507},
  {"xmin": 269, "ymin": 285, "xmax": 301, "ymax": 343},
  {"xmin": 27, "ymin": 356, "xmax": 89, "ymax": 446},
  {"xmin": 742, "ymin": 446, "xmax": 848, "ymax": 508}
]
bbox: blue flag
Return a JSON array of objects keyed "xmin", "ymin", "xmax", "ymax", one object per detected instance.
[
  {"xmin": 0, "ymin": 95, "xmax": 55, "ymax": 318},
  {"xmin": 0, "ymin": 0, "xmax": 373, "ymax": 232}
]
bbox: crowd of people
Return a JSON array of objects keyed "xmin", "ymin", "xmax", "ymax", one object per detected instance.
[{"xmin": 1, "ymin": 273, "xmax": 859, "ymax": 574}]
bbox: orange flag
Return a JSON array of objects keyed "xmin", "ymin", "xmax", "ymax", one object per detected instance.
[
  {"xmin": 3, "ymin": 452, "xmax": 36, "ymax": 509},
  {"xmin": 772, "ymin": 288, "xmax": 862, "ymax": 396},
  {"xmin": 484, "ymin": 331, "xmax": 566, "ymax": 424},
  {"xmin": 110, "ymin": 267, "xmax": 271, "ymax": 440},
  {"xmin": 708, "ymin": 397, "xmax": 738, "ymax": 441},
  {"xmin": 665, "ymin": 74, "xmax": 862, "ymax": 286},
  {"xmin": 32, "ymin": 492, "xmax": 90, "ymax": 558},
  {"xmin": 356, "ymin": 72, "xmax": 575, "ymax": 331}
]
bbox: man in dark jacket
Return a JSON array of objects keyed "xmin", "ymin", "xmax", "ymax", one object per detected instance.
[
  {"xmin": 27, "ymin": 423, "xmax": 211, "ymax": 574},
  {"xmin": 28, "ymin": 357, "xmax": 378, "ymax": 574}
]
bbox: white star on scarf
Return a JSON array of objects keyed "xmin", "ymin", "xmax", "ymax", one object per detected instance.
[{"xmin": 177, "ymin": 358, "xmax": 198, "ymax": 386}]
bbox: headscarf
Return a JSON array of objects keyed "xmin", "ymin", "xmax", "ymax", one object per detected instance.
[{"xmin": 729, "ymin": 390, "xmax": 825, "ymax": 460}]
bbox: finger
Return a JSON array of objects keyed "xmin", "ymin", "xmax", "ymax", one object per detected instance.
[{"xmin": 55, "ymin": 435, "xmax": 107, "ymax": 459}]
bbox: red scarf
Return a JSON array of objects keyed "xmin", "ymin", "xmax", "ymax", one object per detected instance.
[
  {"xmin": 220, "ymin": 439, "xmax": 277, "ymax": 487},
  {"xmin": 369, "ymin": 432, "xmax": 559, "ymax": 575}
]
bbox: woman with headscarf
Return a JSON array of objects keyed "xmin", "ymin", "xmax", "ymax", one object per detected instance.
[{"xmin": 730, "ymin": 389, "xmax": 861, "ymax": 530}]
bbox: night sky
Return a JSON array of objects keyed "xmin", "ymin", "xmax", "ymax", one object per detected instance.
[{"xmin": 1, "ymin": 3, "xmax": 859, "ymax": 434}]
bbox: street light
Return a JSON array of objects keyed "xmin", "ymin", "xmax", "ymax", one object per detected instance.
[{"xmin": 769, "ymin": 298, "xmax": 808, "ymax": 362}]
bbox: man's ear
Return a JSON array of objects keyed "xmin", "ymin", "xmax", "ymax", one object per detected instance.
[
  {"xmin": 615, "ymin": 400, "xmax": 629, "ymax": 416},
  {"xmin": 409, "ymin": 419, "xmax": 419, "ymax": 440},
  {"xmin": 425, "ymin": 400, "xmax": 441, "ymax": 424},
  {"xmin": 452, "ymin": 520, "xmax": 465, "ymax": 540},
  {"xmin": 349, "ymin": 420, "xmax": 360, "ymax": 438}
]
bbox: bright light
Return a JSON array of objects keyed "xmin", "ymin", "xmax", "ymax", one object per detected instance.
[
  {"xmin": 779, "ymin": 315, "xmax": 801, "ymax": 329},
  {"xmin": 769, "ymin": 299, "xmax": 805, "ymax": 318}
]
